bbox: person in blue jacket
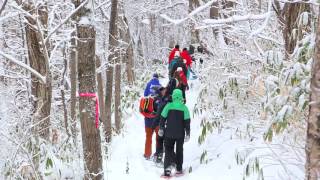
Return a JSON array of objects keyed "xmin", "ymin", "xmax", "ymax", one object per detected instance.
[
  {"xmin": 143, "ymin": 73, "xmax": 162, "ymax": 160},
  {"xmin": 144, "ymin": 73, "xmax": 162, "ymax": 97}
]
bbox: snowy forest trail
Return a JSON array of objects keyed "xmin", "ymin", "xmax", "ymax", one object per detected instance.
[
  {"xmin": 104, "ymin": 77, "xmax": 204, "ymax": 180},
  {"xmin": 104, "ymin": 77, "xmax": 247, "ymax": 180},
  {"xmin": 104, "ymin": 71, "xmax": 304, "ymax": 180}
]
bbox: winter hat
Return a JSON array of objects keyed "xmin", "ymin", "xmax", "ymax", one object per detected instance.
[
  {"xmin": 153, "ymin": 73, "xmax": 159, "ymax": 78},
  {"xmin": 177, "ymin": 67, "xmax": 183, "ymax": 72},
  {"xmin": 172, "ymin": 89, "xmax": 183, "ymax": 103},
  {"xmin": 175, "ymin": 44, "xmax": 180, "ymax": 49},
  {"xmin": 174, "ymin": 51, "xmax": 180, "ymax": 57}
]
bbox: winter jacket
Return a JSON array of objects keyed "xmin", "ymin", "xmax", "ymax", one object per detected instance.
[
  {"xmin": 178, "ymin": 71, "xmax": 188, "ymax": 86},
  {"xmin": 181, "ymin": 50, "xmax": 192, "ymax": 68},
  {"xmin": 160, "ymin": 89, "xmax": 190, "ymax": 139},
  {"xmin": 144, "ymin": 78, "xmax": 161, "ymax": 97},
  {"xmin": 169, "ymin": 59, "xmax": 188, "ymax": 79},
  {"xmin": 168, "ymin": 48, "xmax": 180, "ymax": 64},
  {"xmin": 166, "ymin": 78, "xmax": 178, "ymax": 97}
]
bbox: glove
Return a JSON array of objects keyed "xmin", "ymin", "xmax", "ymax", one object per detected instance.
[
  {"xmin": 184, "ymin": 135, "xmax": 190, "ymax": 142},
  {"xmin": 158, "ymin": 129, "xmax": 164, "ymax": 137}
]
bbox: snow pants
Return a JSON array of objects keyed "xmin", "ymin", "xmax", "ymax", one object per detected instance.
[
  {"xmin": 155, "ymin": 134, "xmax": 164, "ymax": 155},
  {"xmin": 179, "ymin": 85, "xmax": 187, "ymax": 104},
  {"xmin": 164, "ymin": 137, "xmax": 184, "ymax": 172},
  {"xmin": 144, "ymin": 126, "xmax": 159, "ymax": 158}
]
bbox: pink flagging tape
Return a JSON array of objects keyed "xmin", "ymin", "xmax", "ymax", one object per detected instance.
[{"xmin": 78, "ymin": 93, "xmax": 99, "ymax": 128}]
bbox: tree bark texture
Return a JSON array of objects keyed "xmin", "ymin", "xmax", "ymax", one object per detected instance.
[
  {"xmin": 105, "ymin": 0, "xmax": 119, "ymax": 142},
  {"xmin": 70, "ymin": 31, "xmax": 78, "ymax": 144},
  {"xmin": 96, "ymin": 56, "xmax": 107, "ymax": 139},
  {"xmin": 306, "ymin": 7, "xmax": 320, "ymax": 180},
  {"xmin": 77, "ymin": 25, "xmax": 103, "ymax": 180},
  {"xmin": 61, "ymin": 44, "xmax": 70, "ymax": 137},
  {"xmin": 24, "ymin": 5, "xmax": 51, "ymax": 141},
  {"xmin": 273, "ymin": 0, "xmax": 310, "ymax": 57},
  {"xmin": 122, "ymin": 15, "xmax": 135, "ymax": 84},
  {"xmin": 114, "ymin": 63, "xmax": 121, "ymax": 133},
  {"xmin": 189, "ymin": 0, "xmax": 200, "ymax": 44}
]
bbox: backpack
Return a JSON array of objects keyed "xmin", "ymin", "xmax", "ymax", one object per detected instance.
[
  {"xmin": 139, "ymin": 97, "xmax": 156, "ymax": 118},
  {"xmin": 168, "ymin": 57, "xmax": 181, "ymax": 72}
]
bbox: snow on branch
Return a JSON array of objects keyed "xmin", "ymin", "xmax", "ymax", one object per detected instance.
[
  {"xmin": 249, "ymin": 0, "xmax": 272, "ymax": 37},
  {"xmin": 0, "ymin": 12, "xmax": 22, "ymax": 23},
  {"xmin": 159, "ymin": 14, "xmax": 187, "ymax": 25},
  {"xmin": 45, "ymin": 0, "xmax": 89, "ymax": 44},
  {"xmin": 202, "ymin": 13, "xmax": 270, "ymax": 25},
  {"xmin": 160, "ymin": 0, "xmax": 217, "ymax": 25},
  {"xmin": 0, "ymin": 0, "xmax": 8, "ymax": 16},
  {"xmin": 0, "ymin": 51, "xmax": 46, "ymax": 84},
  {"xmin": 278, "ymin": 0, "xmax": 319, "ymax": 5}
]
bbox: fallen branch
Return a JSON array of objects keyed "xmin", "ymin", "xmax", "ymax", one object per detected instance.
[{"xmin": 0, "ymin": 51, "xmax": 46, "ymax": 84}]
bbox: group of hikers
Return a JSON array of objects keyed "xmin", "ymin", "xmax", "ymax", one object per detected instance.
[{"xmin": 140, "ymin": 45, "xmax": 196, "ymax": 177}]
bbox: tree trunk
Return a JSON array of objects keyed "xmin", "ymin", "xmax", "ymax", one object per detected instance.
[
  {"xmin": 70, "ymin": 30, "xmax": 78, "ymax": 144},
  {"xmin": 77, "ymin": 25, "xmax": 103, "ymax": 180},
  {"xmin": 114, "ymin": 63, "xmax": 121, "ymax": 132},
  {"xmin": 105, "ymin": 65, "xmax": 113, "ymax": 143},
  {"xmin": 24, "ymin": 5, "xmax": 51, "ymax": 142},
  {"xmin": 122, "ymin": 16, "xmax": 135, "ymax": 84},
  {"xmin": 210, "ymin": 1, "xmax": 219, "ymax": 37},
  {"xmin": 105, "ymin": 0, "xmax": 119, "ymax": 142},
  {"xmin": 189, "ymin": 0, "xmax": 200, "ymax": 44},
  {"xmin": 273, "ymin": 0, "xmax": 310, "ymax": 58},
  {"xmin": 283, "ymin": 3, "xmax": 310, "ymax": 56},
  {"xmin": 61, "ymin": 43, "xmax": 70, "ymax": 137},
  {"xmin": 96, "ymin": 56, "xmax": 107, "ymax": 138},
  {"xmin": 305, "ymin": 7, "xmax": 320, "ymax": 180}
]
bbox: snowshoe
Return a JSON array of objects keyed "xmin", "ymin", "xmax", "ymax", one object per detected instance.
[
  {"xmin": 175, "ymin": 170, "xmax": 185, "ymax": 177},
  {"xmin": 160, "ymin": 170, "xmax": 172, "ymax": 179}
]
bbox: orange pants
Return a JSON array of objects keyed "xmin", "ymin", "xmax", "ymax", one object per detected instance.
[{"xmin": 144, "ymin": 126, "xmax": 159, "ymax": 158}]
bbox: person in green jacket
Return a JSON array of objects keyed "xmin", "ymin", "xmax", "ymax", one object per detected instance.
[{"xmin": 158, "ymin": 89, "xmax": 191, "ymax": 177}]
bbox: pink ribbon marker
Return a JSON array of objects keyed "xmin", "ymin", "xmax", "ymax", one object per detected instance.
[{"xmin": 78, "ymin": 93, "xmax": 99, "ymax": 128}]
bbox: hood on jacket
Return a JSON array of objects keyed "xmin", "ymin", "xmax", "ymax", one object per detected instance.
[{"xmin": 172, "ymin": 89, "xmax": 183, "ymax": 103}]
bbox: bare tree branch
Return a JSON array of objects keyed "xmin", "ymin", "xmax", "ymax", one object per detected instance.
[
  {"xmin": 0, "ymin": 0, "xmax": 8, "ymax": 16},
  {"xmin": 44, "ymin": 0, "xmax": 89, "ymax": 44},
  {"xmin": 203, "ymin": 13, "xmax": 269, "ymax": 24},
  {"xmin": 0, "ymin": 51, "xmax": 46, "ymax": 84},
  {"xmin": 160, "ymin": 0, "xmax": 217, "ymax": 25}
]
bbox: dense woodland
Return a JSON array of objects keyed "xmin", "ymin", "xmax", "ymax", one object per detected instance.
[{"xmin": 0, "ymin": 0, "xmax": 320, "ymax": 179}]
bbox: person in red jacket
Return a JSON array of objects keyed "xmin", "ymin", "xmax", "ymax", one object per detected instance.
[
  {"xmin": 168, "ymin": 45, "xmax": 180, "ymax": 64},
  {"xmin": 181, "ymin": 48, "xmax": 192, "ymax": 69},
  {"xmin": 176, "ymin": 67, "xmax": 188, "ymax": 104}
]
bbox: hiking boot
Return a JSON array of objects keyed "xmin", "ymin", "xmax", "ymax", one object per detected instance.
[
  {"xmin": 164, "ymin": 169, "xmax": 171, "ymax": 177},
  {"xmin": 154, "ymin": 153, "xmax": 163, "ymax": 163},
  {"xmin": 143, "ymin": 154, "xmax": 151, "ymax": 160},
  {"xmin": 156, "ymin": 156, "xmax": 162, "ymax": 163}
]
